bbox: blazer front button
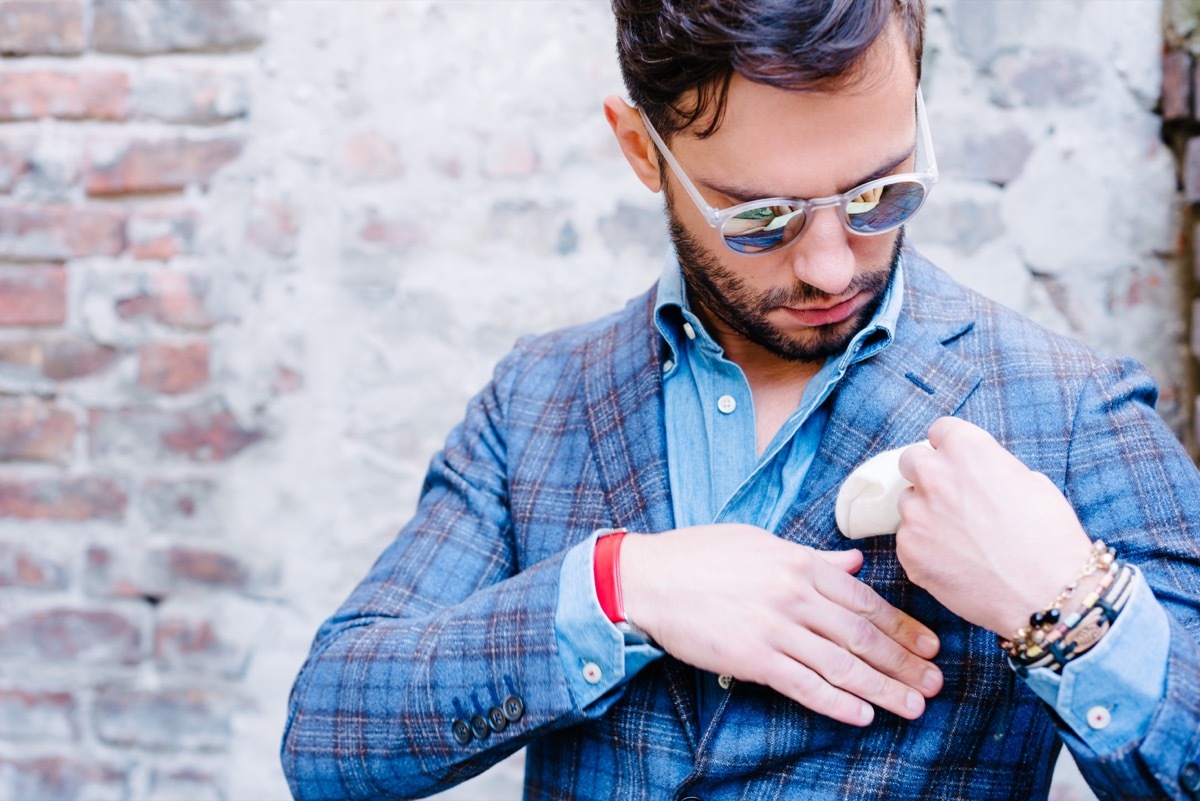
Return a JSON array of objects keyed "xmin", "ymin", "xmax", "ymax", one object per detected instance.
[
  {"xmin": 451, "ymin": 719, "xmax": 472, "ymax": 746},
  {"xmin": 487, "ymin": 706, "xmax": 508, "ymax": 733},
  {"xmin": 1181, "ymin": 762, "xmax": 1200, "ymax": 794},
  {"xmin": 502, "ymin": 694, "xmax": 525, "ymax": 722},
  {"xmin": 470, "ymin": 714, "xmax": 491, "ymax": 740}
]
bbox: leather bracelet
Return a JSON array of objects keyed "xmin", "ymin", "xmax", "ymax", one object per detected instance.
[{"xmin": 593, "ymin": 528, "xmax": 627, "ymax": 624}]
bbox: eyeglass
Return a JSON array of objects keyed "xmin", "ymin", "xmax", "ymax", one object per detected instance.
[{"xmin": 639, "ymin": 88, "xmax": 938, "ymax": 256}]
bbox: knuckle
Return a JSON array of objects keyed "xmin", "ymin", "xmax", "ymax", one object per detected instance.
[
  {"xmin": 821, "ymin": 647, "xmax": 861, "ymax": 688},
  {"xmin": 845, "ymin": 616, "xmax": 879, "ymax": 656}
]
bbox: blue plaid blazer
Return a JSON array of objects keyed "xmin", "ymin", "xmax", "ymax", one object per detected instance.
[{"xmin": 282, "ymin": 251, "xmax": 1200, "ymax": 800}]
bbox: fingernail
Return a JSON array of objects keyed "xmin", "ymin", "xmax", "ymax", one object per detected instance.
[
  {"xmin": 860, "ymin": 701, "xmax": 874, "ymax": 724},
  {"xmin": 906, "ymin": 691, "xmax": 923, "ymax": 713},
  {"xmin": 921, "ymin": 669, "xmax": 941, "ymax": 694},
  {"xmin": 918, "ymin": 634, "xmax": 939, "ymax": 655}
]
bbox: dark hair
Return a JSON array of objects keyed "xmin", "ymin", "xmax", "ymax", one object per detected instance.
[{"xmin": 613, "ymin": 0, "xmax": 926, "ymax": 140}]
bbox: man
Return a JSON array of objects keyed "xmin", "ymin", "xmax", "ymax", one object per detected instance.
[{"xmin": 281, "ymin": 0, "xmax": 1200, "ymax": 798}]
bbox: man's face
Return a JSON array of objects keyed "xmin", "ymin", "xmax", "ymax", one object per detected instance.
[{"xmin": 660, "ymin": 32, "xmax": 919, "ymax": 364}]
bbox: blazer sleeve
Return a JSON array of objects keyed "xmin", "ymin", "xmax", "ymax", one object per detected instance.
[
  {"xmin": 1054, "ymin": 356, "xmax": 1200, "ymax": 800},
  {"xmin": 280, "ymin": 341, "xmax": 626, "ymax": 800}
]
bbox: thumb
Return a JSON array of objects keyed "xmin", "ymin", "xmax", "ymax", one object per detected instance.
[{"xmin": 813, "ymin": 547, "xmax": 864, "ymax": 575}]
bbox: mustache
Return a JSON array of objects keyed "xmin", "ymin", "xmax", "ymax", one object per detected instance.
[{"xmin": 757, "ymin": 268, "xmax": 892, "ymax": 311}]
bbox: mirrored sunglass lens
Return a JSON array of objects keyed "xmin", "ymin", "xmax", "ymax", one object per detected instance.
[
  {"xmin": 722, "ymin": 204, "xmax": 806, "ymax": 253},
  {"xmin": 845, "ymin": 180, "xmax": 926, "ymax": 233}
]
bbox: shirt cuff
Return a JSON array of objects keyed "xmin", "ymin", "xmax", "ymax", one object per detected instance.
[
  {"xmin": 1019, "ymin": 566, "xmax": 1169, "ymax": 755},
  {"xmin": 554, "ymin": 530, "xmax": 663, "ymax": 710}
]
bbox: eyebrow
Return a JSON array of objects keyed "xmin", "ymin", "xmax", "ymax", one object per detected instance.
[{"xmin": 697, "ymin": 145, "xmax": 916, "ymax": 205}]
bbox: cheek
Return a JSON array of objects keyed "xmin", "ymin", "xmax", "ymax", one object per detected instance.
[{"xmin": 849, "ymin": 230, "xmax": 900, "ymax": 270}]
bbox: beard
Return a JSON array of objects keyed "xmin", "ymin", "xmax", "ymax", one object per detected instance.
[{"xmin": 667, "ymin": 198, "xmax": 903, "ymax": 364}]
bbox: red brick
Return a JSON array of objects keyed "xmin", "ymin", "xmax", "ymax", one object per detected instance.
[
  {"xmin": 0, "ymin": 70, "xmax": 130, "ymax": 122},
  {"xmin": 93, "ymin": 0, "xmax": 263, "ymax": 55},
  {"xmin": 0, "ymin": 475, "xmax": 127, "ymax": 521},
  {"xmin": 91, "ymin": 401, "xmax": 262, "ymax": 464},
  {"xmin": 0, "ymin": 1, "xmax": 86, "ymax": 56},
  {"xmin": 155, "ymin": 598, "xmax": 262, "ymax": 677},
  {"xmin": 0, "ymin": 688, "xmax": 78, "ymax": 740},
  {"xmin": 113, "ymin": 270, "xmax": 220, "ymax": 330},
  {"xmin": 0, "ymin": 336, "xmax": 121, "ymax": 383},
  {"xmin": 140, "ymin": 478, "xmax": 219, "ymax": 533},
  {"xmin": 0, "ymin": 398, "xmax": 75, "ymax": 464},
  {"xmin": 127, "ymin": 204, "xmax": 199, "ymax": 260},
  {"xmin": 133, "ymin": 67, "xmax": 249, "ymax": 124},
  {"xmin": 0, "ymin": 201, "xmax": 127, "ymax": 260},
  {"xmin": 0, "ymin": 756, "xmax": 127, "ymax": 801},
  {"xmin": 340, "ymin": 131, "xmax": 404, "ymax": 182},
  {"xmin": 246, "ymin": 197, "xmax": 299, "ymax": 258},
  {"xmin": 93, "ymin": 684, "xmax": 233, "ymax": 751},
  {"xmin": 1164, "ymin": 50, "xmax": 1192, "ymax": 121},
  {"xmin": 0, "ymin": 266, "xmax": 66, "ymax": 327},
  {"xmin": 148, "ymin": 768, "xmax": 224, "ymax": 801},
  {"xmin": 0, "ymin": 542, "xmax": 70, "ymax": 590},
  {"xmin": 1185, "ymin": 138, "xmax": 1200, "ymax": 204},
  {"xmin": 0, "ymin": 132, "xmax": 33, "ymax": 193},
  {"xmin": 0, "ymin": 607, "xmax": 142, "ymax": 665},
  {"xmin": 138, "ymin": 341, "xmax": 209, "ymax": 394},
  {"xmin": 345, "ymin": 207, "xmax": 425, "ymax": 257},
  {"xmin": 86, "ymin": 542, "xmax": 274, "ymax": 599},
  {"xmin": 85, "ymin": 136, "xmax": 243, "ymax": 196}
]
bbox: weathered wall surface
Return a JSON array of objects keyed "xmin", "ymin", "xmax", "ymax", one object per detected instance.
[{"xmin": 0, "ymin": 1, "xmax": 1176, "ymax": 799}]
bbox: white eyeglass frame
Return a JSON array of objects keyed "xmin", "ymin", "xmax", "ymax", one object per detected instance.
[{"xmin": 638, "ymin": 87, "xmax": 939, "ymax": 256}]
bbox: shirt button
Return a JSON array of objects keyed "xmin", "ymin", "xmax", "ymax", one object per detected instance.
[
  {"xmin": 663, "ymin": 359, "xmax": 674, "ymax": 373},
  {"xmin": 717, "ymin": 674, "xmax": 734, "ymax": 690},
  {"xmin": 1086, "ymin": 705, "xmax": 1111, "ymax": 730},
  {"xmin": 683, "ymin": 321, "xmax": 697, "ymax": 340},
  {"xmin": 717, "ymin": 395, "xmax": 736, "ymax": 414},
  {"xmin": 582, "ymin": 662, "xmax": 603, "ymax": 684}
]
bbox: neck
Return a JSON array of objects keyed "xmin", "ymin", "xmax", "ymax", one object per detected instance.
[{"xmin": 690, "ymin": 301, "xmax": 823, "ymax": 456}]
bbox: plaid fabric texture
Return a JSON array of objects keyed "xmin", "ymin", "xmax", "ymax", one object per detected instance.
[{"xmin": 281, "ymin": 250, "xmax": 1200, "ymax": 800}]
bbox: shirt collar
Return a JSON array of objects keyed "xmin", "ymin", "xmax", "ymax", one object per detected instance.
[{"xmin": 653, "ymin": 247, "xmax": 905, "ymax": 370}]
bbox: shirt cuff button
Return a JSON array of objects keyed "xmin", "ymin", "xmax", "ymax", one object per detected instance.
[
  {"xmin": 1086, "ymin": 705, "xmax": 1111, "ymax": 730},
  {"xmin": 582, "ymin": 661, "xmax": 603, "ymax": 684}
]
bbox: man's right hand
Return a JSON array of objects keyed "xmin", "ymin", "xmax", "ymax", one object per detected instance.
[{"xmin": 619, "ymin": 524, "xmax": 943, "ymax": 727}]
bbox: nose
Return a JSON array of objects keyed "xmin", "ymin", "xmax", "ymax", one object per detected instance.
[{"xmin": 786, "ymin": 205, "xmax": 856, "ymax": 296}]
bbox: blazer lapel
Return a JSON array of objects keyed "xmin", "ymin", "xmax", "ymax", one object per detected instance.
[{"xmin": 778, "ymin": 304, "xmax": 983, "ymax": 551}]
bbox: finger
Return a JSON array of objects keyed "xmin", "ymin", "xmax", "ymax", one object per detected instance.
[
  {"xmin": 812, "ymin": 547, "xmax": 863, "ymax": 575},
  {"xmin": 804, "ymin": 597, "xmax": 943, "ymax": 699},
  {"xmin": 810, "ymin": 561, "xmax": 941, "ymax": 660},
  {"xmin": 756, "ymin": 651, "xmax": 876, "ymax": 727},
  {"xmin": 897, "ymin": 440, "xmax": 935, "ymax": 484},
  {"xmin": 777, "ymin": 627, "xmax": 932, "ymax": 720}
]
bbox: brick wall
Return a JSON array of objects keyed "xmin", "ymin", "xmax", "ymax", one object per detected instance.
[
  {"xmin": 0, "ymin": 1, "xmax": 1177, "ymax": 800},
  {"xmin": 0, "ymin": 1, "xmax": 271, "ymax": 799}
]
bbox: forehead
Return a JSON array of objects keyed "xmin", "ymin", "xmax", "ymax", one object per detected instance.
[{"xmin": 671, "ymin": 53, "xmax": 919, "ymax": 198}]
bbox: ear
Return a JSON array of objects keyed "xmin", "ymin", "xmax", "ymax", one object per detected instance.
[{"xmin": 603, "ymin": 95, "xmax": 663, "ymax": 193}]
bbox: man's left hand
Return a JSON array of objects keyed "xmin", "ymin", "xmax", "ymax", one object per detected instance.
[{"xmin": 895, "ymin": 417, "xmax": 1097, "ymax": 637}]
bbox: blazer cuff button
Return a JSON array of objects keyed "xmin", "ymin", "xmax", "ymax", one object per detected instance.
[
  {"xmin": 451, "ymin": 719, "xmax": 472, "ymax": 746},
  {"xmin": 502, "ymin": 694, "xmax": 525, "ymax": 722}
]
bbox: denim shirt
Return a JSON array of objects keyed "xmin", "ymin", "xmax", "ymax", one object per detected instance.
[{"xmin": 554, "ymin": 251, "xmax": 1169, "ymax": 753}]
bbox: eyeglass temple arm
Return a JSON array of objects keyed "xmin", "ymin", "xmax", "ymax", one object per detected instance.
[{"xmin": 636, "ymin": 107, "xmax": 725, "ymax": 226}]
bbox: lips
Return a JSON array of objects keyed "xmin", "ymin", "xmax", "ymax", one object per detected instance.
[{"xmin": 779, "ymin": 292, "xmax": 870, "ymax": 327}]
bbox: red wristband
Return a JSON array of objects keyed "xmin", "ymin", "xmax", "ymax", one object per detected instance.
[{"xmin": 593, "ymin": 529, "xmax": 627, "ymax": 624}]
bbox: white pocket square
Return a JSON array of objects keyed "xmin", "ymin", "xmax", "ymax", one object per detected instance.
[{"xmin": 834, "ymin": 440, "xmax": 929, "ymax": 539}]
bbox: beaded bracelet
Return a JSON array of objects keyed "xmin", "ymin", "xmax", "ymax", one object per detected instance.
[
  {"xmin": 997, "ymin": 540, "xmax": 1117, "ymax": 663},
  {"xmin": 1010, "ymin": 562, "xmax": 1134, "ymax": 673}
]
